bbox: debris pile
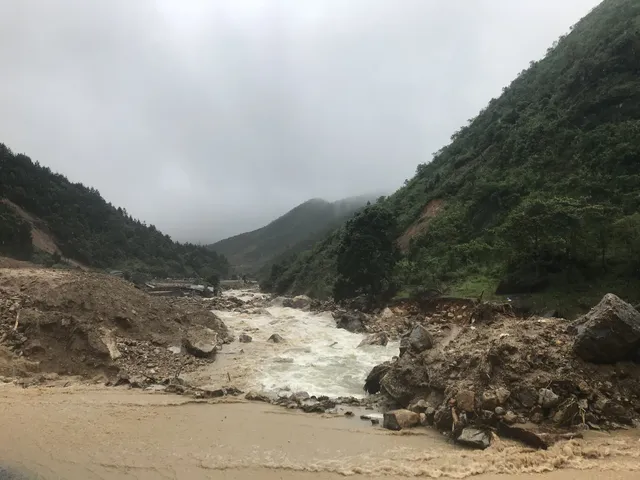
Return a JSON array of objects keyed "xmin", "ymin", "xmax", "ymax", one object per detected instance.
[
  {"xmin": 365, "ymin": 293, "xmax": 640, "ymax": 447},
  {"xmin": 0, "ymin": 269, "xmax": 232, "ymax": 380}
]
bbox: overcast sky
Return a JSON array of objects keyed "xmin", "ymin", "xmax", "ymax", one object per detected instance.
[{"xmin": 0, "ymin": 0, "xmax": 601, "ymax": 243}]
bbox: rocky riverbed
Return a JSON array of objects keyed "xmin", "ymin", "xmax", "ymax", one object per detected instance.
[{"xmin": 2, "ymin": 267, "xmax": 640, "ymax": 455}]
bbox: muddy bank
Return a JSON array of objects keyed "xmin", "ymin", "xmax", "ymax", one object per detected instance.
[{"xmin": 0, "ymin": 386, "xmax": 638, "ymax": 479}]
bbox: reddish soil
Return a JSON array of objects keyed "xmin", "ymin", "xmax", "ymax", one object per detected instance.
[{"xmin": 397, "ymin": 199, "xmax": 445, "ymax": 252}]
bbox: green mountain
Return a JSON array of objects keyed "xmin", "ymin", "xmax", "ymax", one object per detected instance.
[
  {"xmin": 264, "ymin": 0, "xmax": 640, "ymax": 314},
  {"xmin": 0, "ymin": 143, "xmax": 229, "ymax": 279},
  {"xmin": 210, "ymin": 195, "xmax": 377, "ymax": 274}
]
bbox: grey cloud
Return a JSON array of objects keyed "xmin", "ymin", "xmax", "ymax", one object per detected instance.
[{"xmin": 0, "ymin": 0, "xmax": 601, "ymax": 243}]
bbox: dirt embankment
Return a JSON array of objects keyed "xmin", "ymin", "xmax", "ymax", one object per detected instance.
[{"xmin": 0, "ymin": 268, "xmax": 232, "ymax": 382}]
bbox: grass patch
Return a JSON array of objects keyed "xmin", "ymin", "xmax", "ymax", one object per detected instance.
[{"xmin": 450, "ymin": 275, "xmax": 500, "ymax": 300}]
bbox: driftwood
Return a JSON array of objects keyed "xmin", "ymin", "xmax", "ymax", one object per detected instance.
[{"xmin": 13, "ymin": 310, "xmax": 20, "ymax": 330}]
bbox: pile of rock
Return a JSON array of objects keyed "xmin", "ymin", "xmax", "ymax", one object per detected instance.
[
  {"xmin": 364, "ymin": 293, "xmax": 640, "ymax": 448},
  {"xmin": 244, "ymin": 389, "xmax": 380, "ymax": 414},
  {"xmin": 0, "ymin": 269, "xmax": 233, "ymax": 381}
]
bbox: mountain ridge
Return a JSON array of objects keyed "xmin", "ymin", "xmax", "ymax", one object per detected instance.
[
  {"xmin": 263, "ymin": 0, "xmax": 640, "ymax": 315},
  {"xmin": 210, "ymin": 194, "xmax": 381, "ymax": 274},
  {"xmin": 0, "ymin": 143, "xmax": 229, "ymax": 279}
]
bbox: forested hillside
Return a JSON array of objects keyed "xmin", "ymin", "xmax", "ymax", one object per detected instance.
[
  {"xmin": 0, "ymin": 144, "xmax": 229, "ymax": 278},
  {"xmin": 264, "ymin": 0, "xmax": 640, "ymax": 313},
  {"xmin": 0, "ymin": 201, "xmax": 33, "ymax": 260},
  {"xmin": 211, "ymin": 195, "xmax": 375, "ymax": 274}
]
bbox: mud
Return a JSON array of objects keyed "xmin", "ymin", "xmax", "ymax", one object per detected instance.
[{"xmin": 0, "ymin": 386, "xmax": 638, "ymax": 479}]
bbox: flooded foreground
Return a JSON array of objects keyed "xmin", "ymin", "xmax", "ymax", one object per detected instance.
[{"xmin": 0, "ymin": 386, "xmax": 638, "ymax": 479}]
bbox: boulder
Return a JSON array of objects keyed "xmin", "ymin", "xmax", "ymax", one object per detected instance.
[
  {"xmin": 270, "ymin": 297, "xmax": 287, "ymax": 307},
  {"xmin": 455, "ymin": 427, "xmax": 491, "ymax": 450},
  {"xmin": 503, "ymin": 411, "xmax": 518, "ymax": 425},
  {"xmin": 481, "ymin": 391, "xmax": 498, "ymax": 411},
  {"xmin": 282, "ymin": 295, "xmax": 312, "ymax": 310},
  {"xmin": 382, "ymin": 409, "xmax": 420, "ymax": 431},
  {"xmin": 538, "ymin": 388, "xmax": 561, "ymax": 409},
  {"xmin": 456, "ymin": 390, "xmax": 475, "ymax": 412},
  {"xmin": 516, "ymin": 386, "xmax": 537, "ymax": 408},
  {"xmin": 496, "ymin": 387, "xmax": 511, "ymax": 405},
  {"xmin": 594, "ymin": 397, "xmax": 633, "ymax": 425},
  {"xmin": 238, "ymin": 333, "xmax": 253, "ymax": 343},
  {"xmin": 290, "ymin": 295, "xmax": 312, "ymax": 310},
  {"xmin": 267, "ymin": 333, "xmax": 285, "ymax": 343},
  {"xmin": 425, "ymin": 406, "xmax": 436, "ymax": 425},
  {"xmin": 572, "ymin": 293, "xmax": 640, "ymax": 363},
  {"xmin": 182, "ymin": 327, "xmax": 218, "ymax": 358},
  {"xmin": 434, "ymin": 406, "xmax": 454, "ymax": 431},
  {"xmin": 399, "ymin": 337, "xmax": 411, "ymax": 357},
  {"xmin": 100, "ymin": 330, "xmax": 121, "ymax": 360},
  {"xmin": 379, "ymin": 356, "xmax": 430, "ymax": 405},
  {"xmin": 496, "ymin": 423, "xmax": 548, "ymax": 450},
  {"xmin": 408, "ymin": 399, "xmax": 429, "ymax": 414},
  {"xmin": 364, "ymin": 362, "xmax": 391, "ymax": 394},
  {"xmin": 358, "ymin": 332, "xmax": 389, "ymax": 347},
  {"xmin": 335, "ymin": 311, "xmax": 367, "ymax": 333},
  {"xmin": 408, "ymin": 324, "xmax": 434, "ymax": 352},
  {"xmin": 399, "ymin": 325, "xmax": 434, "ymax": 356},
  {"xmin": 291, "ymin": 391, "xmax": 310, "ymax": 402},
  {"xmin": 380, "ymin": 307, "xmax": 394, "ymax": 319}
]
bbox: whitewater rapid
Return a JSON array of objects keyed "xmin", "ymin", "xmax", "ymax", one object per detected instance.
[{"xmin": 208, "ymin": 290, "xmax": 399, "ymax": 398}]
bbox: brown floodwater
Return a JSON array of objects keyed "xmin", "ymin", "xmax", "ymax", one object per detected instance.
[{"xmin": 0, "ymin": 385, "xmax": 638, "ymax": 479}]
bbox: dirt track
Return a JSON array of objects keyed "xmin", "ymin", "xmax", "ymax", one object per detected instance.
[{"xmin": 0, "ymin": 385, "xmax": 638, "ymax": 479}]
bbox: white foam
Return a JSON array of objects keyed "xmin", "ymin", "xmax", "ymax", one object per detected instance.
[{"xmin": 214, "ymin": 298, "xmax": 398, "ymax": 398}]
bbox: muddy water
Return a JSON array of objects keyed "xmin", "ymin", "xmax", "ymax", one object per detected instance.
[
  {"xmin": 0, "ymin": 386, "xmax": 638, "ymax": 479},
  {"xmin": 192, "ymin": 290, "xmax": 399, "ymax": 397}
]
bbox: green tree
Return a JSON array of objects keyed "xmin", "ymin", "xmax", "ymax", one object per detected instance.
[{"xmin": 333, "ymin": 204, "xmax": 398, "ymax": 301}]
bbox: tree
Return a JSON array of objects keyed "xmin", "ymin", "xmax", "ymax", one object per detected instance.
[{"xmin": 333, "ymin": 204, "xmax": 398, "ymax": 301}]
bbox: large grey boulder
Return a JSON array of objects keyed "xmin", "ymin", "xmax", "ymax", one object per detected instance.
[
  {"xmin": 383, "ymin": 409, "xmax": 420, "ymax": 430},
  {"xmin": 399, "ymin": 325, "xmax": 434, "ymax": 356},
  {"xmin": 267, "ymin": 333, "xmax": 285, "ymax": 344},
  {"xmin": 455, "ymin": 427, "xmax": 492, "ymax": 450},
  {"xmin": 182, "ymin": 327, "xmax": 218, "ymax": 358},
  {"xmin": 364, "ymin": 361, "xmax": 391, "ymax": 394},
  {"xmin": 358, "ymin": 332, "xmax": 389, "ymax": 347},
  {"xmin": 334, "ymin": 311, "xmax": 367, "ymax": 333},
  {"xmin": 379, "ymin": 356, "xmax": 430, "ymax": 405},
  {"xmin": 572, "ymin": 293, "xmax": 640, "ymax": 364},
  {"xmin": 290, "ymin": 295, "xmax": 312, "ymax": 310},
  {"xmin": 282, "ymin": 295, "xmax": 312, "ymax": 310}
]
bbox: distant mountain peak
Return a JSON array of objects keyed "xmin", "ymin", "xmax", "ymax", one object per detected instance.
[{"xmin": 209, "ymin": 194, "xmax": 379, "ymax": 273}]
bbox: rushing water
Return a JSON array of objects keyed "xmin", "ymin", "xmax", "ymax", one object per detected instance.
[{"xmin": 210, "ymin": 290, "xmax": 399, "ymax": 398}]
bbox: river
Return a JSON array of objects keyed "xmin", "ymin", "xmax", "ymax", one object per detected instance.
[
  {"xmin": 0, "ymin": 290, "xmax": 639, "ymax": 479},
  {"xmin": 189, "ymin": 289, "xmax": 399, "ymax": 397}
]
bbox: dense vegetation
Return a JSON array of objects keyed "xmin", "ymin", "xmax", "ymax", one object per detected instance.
[
  {"xmin": 0, "ymin": 202, "xmax": 33, "ymax": 259},
  {"xmin": 0, "ymin": 144, "xmax": 229, "ymax": 278},
  {"xmin": 333, "ymin": 204, "xmax": 398, "ymax": 302},
  {"xmin": 211, "ymin": 195, "xmax": 375, "ymax": 274},
  {"xmin": 264, "ymin": 0, "xmax": 640, "ymax": 314}
]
